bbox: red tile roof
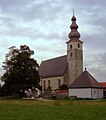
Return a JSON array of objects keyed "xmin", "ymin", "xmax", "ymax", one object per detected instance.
[
  {"xmin": 99, "ymin": 82, "xmax": 106, "ymax": 88},
  {"xmin": 69, "ymin": 70, "xmax": 102, "ymax": 88},
  {"xmin": 39, "ymin": 55, "xmax": 67, "ymax": 78},
  {"xmin": 55, "ymin": 90, "xmax": 68, "ymax": 93}
]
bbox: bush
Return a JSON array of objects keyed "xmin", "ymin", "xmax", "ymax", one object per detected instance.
[{"xmin": 58, "ymin": 84, "xmax": 68, "ymax": 90}]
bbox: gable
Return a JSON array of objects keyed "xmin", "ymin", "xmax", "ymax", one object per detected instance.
[
  {"xmin": 69, "ymin": 71, "xmax": 102, "ymax": 88},
  {"xmin": 39, "ymin": 55, "xmax": 67, "ymax": 78}
]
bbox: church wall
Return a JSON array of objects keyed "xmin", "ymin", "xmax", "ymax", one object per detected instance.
[
  {"xmin": 63, "ymin": 68, "xmax": 69, "ymax": 85},
  {"xmin": 67, "ymin": 41, "xmax": 82, "ymax": 51},
  {"xmin": 41, "ymin": 76, "xmax": 64, "ymax": 92},
  {"xmin": 68, "ymin": 60, "xmax": 83, "ymax": 84},
  {"xmin": 67, "ymin": 40, "xmax": 83, "ymax": 84}
]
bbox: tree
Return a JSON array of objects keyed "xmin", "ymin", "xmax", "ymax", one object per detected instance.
[{"xmin": 1, "ymin": 45, "xmax": 40, "ymax": 97}]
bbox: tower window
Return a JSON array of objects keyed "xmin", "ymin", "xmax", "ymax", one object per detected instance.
[
  {"xmin": 70, "ymin": 45, "xmax": 72, "ymax": 49},
  {"xmin": 78, "ymin": 43, "xmax": 80, "ymax": 48}
]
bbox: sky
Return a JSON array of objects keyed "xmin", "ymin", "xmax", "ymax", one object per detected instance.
[{"xmin": 0, "ymin": 0, "xmax": 106, "ymax": 83}]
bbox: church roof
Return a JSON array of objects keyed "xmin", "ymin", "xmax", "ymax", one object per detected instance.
[
  {"xmin": 39, "ymin": 55, "xmax": 67, "ymax": 78},
  {"xmin": 69, "ymin": 70, "xmax": 102, "ymax": 88}
]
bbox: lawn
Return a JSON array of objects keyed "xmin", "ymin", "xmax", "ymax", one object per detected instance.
[{"xmin": 0, "ymin": 99, "xmax": 106, "ymax": 120}]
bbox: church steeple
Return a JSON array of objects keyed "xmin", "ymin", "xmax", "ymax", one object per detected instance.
[
  {"xmin": 68, "ymin": 14, "xmax": 81, "ymax": 39},
  {"xmin": 66, "ymin": 13, "xmax": 83, "ymax": 84}
]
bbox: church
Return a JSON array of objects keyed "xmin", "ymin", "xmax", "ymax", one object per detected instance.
[
  {"xmin": 39, "ymin": 14, "xmax": 83, "ymax": 91},
  {"xmin": 39, "ymin": 14, "xmax": 103, "ymax": 99}
]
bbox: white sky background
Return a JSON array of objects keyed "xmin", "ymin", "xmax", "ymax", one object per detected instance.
[{"xmin": 0, "ymin": 0, "xmax": 106, "ymax": 82}]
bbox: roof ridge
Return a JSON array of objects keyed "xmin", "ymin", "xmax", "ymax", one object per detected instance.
[
  {"xmin": 86, "ymin": 71, "xmax": 101, "ymax": 87},
  {"xmin": 69, "ymin": 70, "xmax": 102, "ymax": 88},
  {"xmin": 42, "ymin": 55, "xmax": 67, "ymax": 62},
  {"xmin": 84, "ymin": 71, "xmax": 94, "ymax": 86},
  {"xmin": 39, "ymin": 54, "xmax": 67, "ymax": 78}
]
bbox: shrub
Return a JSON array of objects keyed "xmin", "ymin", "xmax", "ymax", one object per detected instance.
[{"xmin": 58, "ymin": 84, "xmax": 68, "ymax": 90}]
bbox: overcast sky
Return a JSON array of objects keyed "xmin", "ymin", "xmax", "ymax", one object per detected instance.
[{"xmin": 0, "ymin": 0, "xmax": 106, "ymax": 82}]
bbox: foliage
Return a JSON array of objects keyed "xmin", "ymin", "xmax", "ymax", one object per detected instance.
[
  {"xmin": 0, "ymin": 99, "xmax": 106, "ymax": 120},
  {"xmin": 58, "ymin": 84, "xmax": 68, "ymax": 90},
  {"xmin": 0, "ymin": 86, "xmax": 4, "ymax": 97},
  {"xmin": 1, "ymin": 45, "xmax": 40, "ymax": 97}
]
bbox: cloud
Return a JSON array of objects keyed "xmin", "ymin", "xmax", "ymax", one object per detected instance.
[
  {"xmin": 0, "ymin": 0, "xmax": 69, "ymax": 23},
  {"xmin": 84, "ymin": 51, "xmax": 106, "ymax": 82},
  {"xmin": 0, "ymin": 0, "xmax": 106, "ymax": 82},
  {"xmin": 72, "ymin": 0, "xmax": 106, "ymax": 9},
  {"xmin": 0, "ymin": 0, "xmax": 70, "ymax": 40},
  {"xmin": 0, "ymin": 0, "xmax": 31, "ymax": 11}
]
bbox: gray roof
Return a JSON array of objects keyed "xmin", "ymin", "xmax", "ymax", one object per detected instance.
[
  {"xmin": 69, "ymin": 70, "xmax": 102, "ymax": 88},
  {"xmin": 39, "ymin": 55, "xmax": 67, "ymax": 78}
]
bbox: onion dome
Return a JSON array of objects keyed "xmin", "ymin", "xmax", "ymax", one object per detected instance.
[{"xmin": 68, "ymin": 15, "xmax": 80, "ymax": 39}]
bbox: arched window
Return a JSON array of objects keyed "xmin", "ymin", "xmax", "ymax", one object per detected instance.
[
  {"xmin": 70, "ymin": 45, "xmax": 72, "ymax": 49},
  {"xmin": 48, "ymin": 80, "xmax": 50, "ymax": 87},
  {"xmin": 78, "ymin": 43, "xmax": 80, "ymax": 48},
  {"xmin": 70, "ymin": 52, "xmax": 73, "ymax": 57},
  {"xmin": 58, "ymin": 79, "xmax": 61, "ymax": 87},
  {"xmin": 44, "ymin": 80, "xmax": 46, "ymax": 91}
]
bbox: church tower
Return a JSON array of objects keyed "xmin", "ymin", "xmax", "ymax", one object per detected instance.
[{"xmin": 66, "ymin": 14, "xmax": 83, "ymax": 84}]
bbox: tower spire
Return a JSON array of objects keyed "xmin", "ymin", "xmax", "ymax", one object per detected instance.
[
  {"xmin": 66, "ymin": 12, "xmax": 83, "ymax": 84},
  {"xmin": 73, "ymin": 8, "xmax": 74, "ymax": 15},
  {"xmin": 68, "ymin": 12, "xmax": 80, "ymax": 39}
]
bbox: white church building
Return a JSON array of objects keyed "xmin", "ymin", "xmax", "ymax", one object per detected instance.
[{"xmin": 39, "ymin": 14, "xmax": 103, "ymax": 99}]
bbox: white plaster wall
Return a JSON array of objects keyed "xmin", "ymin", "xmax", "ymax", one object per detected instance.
[
  {"xmin": 69, "ymin": 88, "xmax": 103, "ymax": 99},
  {"xmin": 69, "ymin": 88, "xmax": 91, "ymax": 98},
  {"xmin": 92, "ymin": 88, "xmax": 103, "ymax": 99}
]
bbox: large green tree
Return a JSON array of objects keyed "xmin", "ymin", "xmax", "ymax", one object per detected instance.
[{"xmin": 1, "ymin": 45, "xmax": 40, "ymax": 96}]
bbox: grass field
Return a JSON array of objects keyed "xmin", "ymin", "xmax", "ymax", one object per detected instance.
[{"xmin": 0, "ymin": 98, "xmax": 106, "ymax": 120}]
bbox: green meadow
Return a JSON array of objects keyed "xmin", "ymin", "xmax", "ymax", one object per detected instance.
[{"xmin": 0, "ymin": 99, "xmax": 106, "ymax": 120}]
